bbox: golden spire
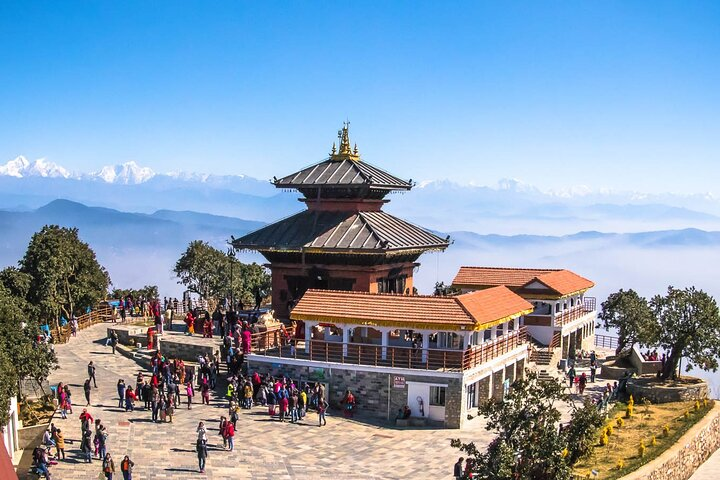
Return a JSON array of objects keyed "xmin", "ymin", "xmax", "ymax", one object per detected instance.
[{"xmin": 330, "ymin": 121, "xmax": 360, "ymax": 161}]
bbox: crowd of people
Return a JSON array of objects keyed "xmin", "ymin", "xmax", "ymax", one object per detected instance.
[{"xmin": 31, "ymin": 297, "xmax": 353, "ymax": 478}]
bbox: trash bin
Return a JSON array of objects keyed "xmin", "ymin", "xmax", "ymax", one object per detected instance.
[{"xmin": 559, "ymin": 359, "xmax": 567, "ymax": 371}]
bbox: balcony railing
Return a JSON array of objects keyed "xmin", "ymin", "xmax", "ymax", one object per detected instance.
[
  {"xmin": 462, "ymin": 327, "xmax": 527, "ymax": 370},
  {"xmin": 249, "ymin": 326, "xmax": 528, "ymax": 372},
  {"xmin": 553, "ymin": 297, "xmax": 596, "ymax": 327}
]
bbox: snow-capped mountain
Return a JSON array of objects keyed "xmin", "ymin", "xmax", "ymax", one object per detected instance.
[
  {"xmin": 0, "ymin": 156, "xmax": 72, "ymax": 179},
  {"xmin": 90, "ymin": 161, "xmax": 155, "ymax": 184}
]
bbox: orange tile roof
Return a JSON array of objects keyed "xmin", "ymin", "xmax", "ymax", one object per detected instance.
[
  {"xmin": 452, "ymin": 266, "xmax": 559, "ymax": 288},
  {"xmin": 456, "ymin": 286, "xmax": 534, "ymax": 327},
  {"xmin": 452, "ymin": 266, "xmax": 594, "ymax": 298},
  {"xmin": 290, "ymin": 287, "xmax": 532, "ymax": 331},
  {"xmin": 529, "ymin": 269, "xmax": 595, "ymax": 296}
]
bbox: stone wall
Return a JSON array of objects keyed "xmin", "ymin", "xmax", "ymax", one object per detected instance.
[
  {"xmin": 18, "ymin": 421, "xmax": 51, "ymax": 450},
  {"xmin": 246, "ymin": 358, "xmax": 464, "ymax": 428},
  {"xmin": 158, "ymin": 337, "xmax": 216, "ymax": 362},
  {"xmin": 628, "ymin": 379, "xmax": 710, "ymax": 404},
  {"xmin": 619, "ymin": 403, "xmax": 720, "ymax": 480}
]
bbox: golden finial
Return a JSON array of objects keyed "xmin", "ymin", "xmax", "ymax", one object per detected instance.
[
  {"xmin": 330, "ymin": 122, "xmax": 360, "ymax": 161},
  {"xmin": 330, "ymin": 142, "xmax": 337, "ymax": 155}
]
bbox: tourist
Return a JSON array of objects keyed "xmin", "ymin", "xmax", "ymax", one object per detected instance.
[
  {"xmin": 120, "ymin": 455, "xmax": 134, "ymax": 480},
  {"xmin": 289, "ymin": 389, "xmax": 299, "ymax": 423},
  {"xmin": 117, "ymin": 379, "xmax": 126, "ymax": 408},
  {"xmin": 454, "ymin": 457, "xmax": 464, "ymax": 480},
  {"xmin": 84, "ymin": 378, "xmax": 92, "ymax": 406},
  {"xmin": 243, "ymin": 382, "xmax": 253, "ymax": 409},
  {"xmin": 95, "ymin": 419, "xmax": 108, "ymax": 459},
  {"xmin": 578, "ymin": 372, "xmax": 588, "ymax": 395},
  {"xmin": 102, "ymin": 453, "xmax": 115, "ymax": 480},
  {"xmin": 124, "ymin": 385, "xmax": 136, "ymax": 412},
  {"xmin": 110, "ymin": 331, "xmax": 119, "ymax": 354},
  {"xmin": 219, "ymin": 416, "xmax": 228, "ymax": 449},
  {"xmin": 42, "ymin": 427, "xmax": 56, "ymax": 452},
  {"xmin": 241, "ymin": 325, "xmax": 252, "ymax": 354},
  {"xmin": 80, "ymin": 428, "xmax": 93, "ymax": 463},
  {"xmin": 197, "ymin": 421, "xmax": 207, "ymax": 441},
  {"xmin": 201, "ymin": 379, "xmax": 211, "ymax": 405},
  {"xmin": 88, "ymin": 361, "xmax": 97, "ymax": 387},
  {"xmin": 224, "ymin": 419, "xmax": 235, "ymax": 451},
  {"xmin": 278, "ymin": 385, "xmax": 289, "ymax": 422},
  {"xmin": 32, "ymin": 445, "xmax": 52, "ymax": 479},
  {"xmin": 70, "ymin": 316, "xmax": 78, "ymax": 336},
  {"xmin": 590, "ymin": 361, "xmax": 597, "ymax": 383},
  {"xmin": 63, "ymin": 385, "xmax": 73, "ymax": 414},
  {"xmin": 53, "ymin": 428, "xmax": 65, "ymax": 460},
  {"xmin": 196, "ymin": 437, "xmax": 208, "ymax": 473},
  {"xmin": 185, "ymin": 311, "xmax": 195, "ymax": 336},
  {"xmin": 318, "ymin": 397, "xmax": 328, "ymax": 426},
  {"xmin": 186, "ymin": 382, "xmax": 194, "ymax": 409},
  {"xmin": 342, "ymin": 389, "xmax": 356, "ymax": 418},
  {"xmin": 566, "ymin": 365, "xmax": 576, "ymax": 389}
]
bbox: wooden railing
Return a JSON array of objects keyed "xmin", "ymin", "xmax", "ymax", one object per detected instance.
[
  {"xmin": 51, "ymin": 304, "xmax": 113, "ymax": 344},
  {"xmin": 462, "ymin": 327, "xmax": 527, "ymax": 370},
  {"xmin": 250, "ymin": 327, "xmax": 528, "ymax": 372}
]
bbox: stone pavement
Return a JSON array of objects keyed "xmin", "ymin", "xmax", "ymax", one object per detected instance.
[{"xmin": 37, "ymin": 322, "xmax": 496, "ymax": 480}]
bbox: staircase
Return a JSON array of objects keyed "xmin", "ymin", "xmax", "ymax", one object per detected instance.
[{"xmin": 529, "ymin": 332, "xmax": 562, "ymax": 383}]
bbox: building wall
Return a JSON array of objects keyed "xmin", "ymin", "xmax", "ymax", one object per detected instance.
[
  {"xmin": 246, "ymin": 357, "xmax": 464, "ymax": 428},
  {"xmin": 2, "ymin": 397, "xmax": 19, "ymax": 462},
  {"xmin": 270, "ymin": 263, "xmax": 416, "ymax": 318}
]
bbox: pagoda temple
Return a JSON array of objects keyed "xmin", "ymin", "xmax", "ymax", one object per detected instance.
[{"xmin": 232, "ymin": 123, "xmax": 450, "ymax": 318}]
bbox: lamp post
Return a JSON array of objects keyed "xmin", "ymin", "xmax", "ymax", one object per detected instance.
[{"xmin": 227, "ymin": 247, "xmax": 236, "ymax": 311}]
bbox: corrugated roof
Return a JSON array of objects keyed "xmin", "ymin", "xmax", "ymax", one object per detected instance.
[
  {"xmin": 274, "ymin": 158, "xmax": 412, "ymax": 190},
  {"xmin": 233, "ymin": 210, "xmax": 449, "ymax": 252},
  {"xmin": 290, "ymin": 286, "xmax": 532, "ymax": 331},
  {"xmin": 452, "ymin": 266, "xmax": 559, "ymax": 288}
]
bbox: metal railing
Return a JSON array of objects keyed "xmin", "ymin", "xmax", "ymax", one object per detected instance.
[{"xmin": 595, "ymin": 334, "xmax": 619, "ymax": 350}]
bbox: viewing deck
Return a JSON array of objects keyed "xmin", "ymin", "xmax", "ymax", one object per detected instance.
[{"xmin": 250, "ymin": 326, "xmax": 528, "ymax": 372}]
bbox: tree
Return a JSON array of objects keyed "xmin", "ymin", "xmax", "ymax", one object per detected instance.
[
  {"xmin": 451, "ymin": 371, "xmax": 604, "ymax": 480},
  {"xmin": 598, "ymin": 289, "xmax": 657, "ymax": 355},
  {"xmin": 174, "ymin": 241, "xmax": 270, "ymax": 306},
  {"xmin": 0, "ymin": 284, "xmax": 57, "ymax": 425},
  {"xmin": 19, "ymin": 225, "xmax": 111, "ymax": 326},
  {"xmin": 111, "ymin": 285, "xmax": 159, "ymax": 300},
  {"xmin": 651, "ymin": 286, "xmax": 720, "ymax": 380}
]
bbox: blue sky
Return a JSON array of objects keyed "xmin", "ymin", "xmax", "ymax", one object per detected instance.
[{"xmin": 1, "ymin": 1, "xmax": 719, "ymax": 193}]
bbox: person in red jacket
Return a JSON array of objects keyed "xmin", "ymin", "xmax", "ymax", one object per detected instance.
[{"xmin": 223, "ymin": 421, "xmax": 235, "ymax": 451}]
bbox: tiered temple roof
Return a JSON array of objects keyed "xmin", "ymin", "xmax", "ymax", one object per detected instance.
[
  {"xmin": 233, "ymin": 123, "xmax": 449, "ymax": 257},
  {"xmin": 290, "ymin": 286, "xmax": 533, "ymax": 331}
]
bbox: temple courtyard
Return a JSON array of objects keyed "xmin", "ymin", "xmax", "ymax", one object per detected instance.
[{"xmin": 37, "ymin": 321, "xmax": 500, "ymax": 480}]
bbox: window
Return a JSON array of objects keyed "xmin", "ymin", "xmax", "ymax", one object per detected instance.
[
  {"xmin": 430, "ymin": 386, "xmax": 446, "ymax": 406},
  {"xmin": 466, "ymin": 383, "xmax": 477, "ymax": 409}
]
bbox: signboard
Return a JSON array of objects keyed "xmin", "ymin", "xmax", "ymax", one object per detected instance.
[{"xmin": 393, "ymin": 375, "xmax": 406, "ymax": 388}]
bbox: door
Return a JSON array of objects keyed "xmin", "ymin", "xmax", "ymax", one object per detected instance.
[{"xmin": 406, "ymin": 382, "xmax": 429, "ymax": 418}]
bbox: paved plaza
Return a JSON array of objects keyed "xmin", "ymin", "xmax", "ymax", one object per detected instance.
[
  {"xmin": 30, "ymin": 322, "xmax": 720, "ymax": 479},
  {"xmin": 38, "ymin": 322, "xmax": 495, "ymax": 480}
]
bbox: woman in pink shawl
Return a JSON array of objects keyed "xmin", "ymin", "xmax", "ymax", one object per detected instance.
[{"xmin": 241, "ymin": 326, "xmax": 252, "ymax": 354}]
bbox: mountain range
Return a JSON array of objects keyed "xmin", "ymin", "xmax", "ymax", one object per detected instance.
[{"xmin": 3, "ymin": 156, "xmax": 720, "ymax": 236}]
